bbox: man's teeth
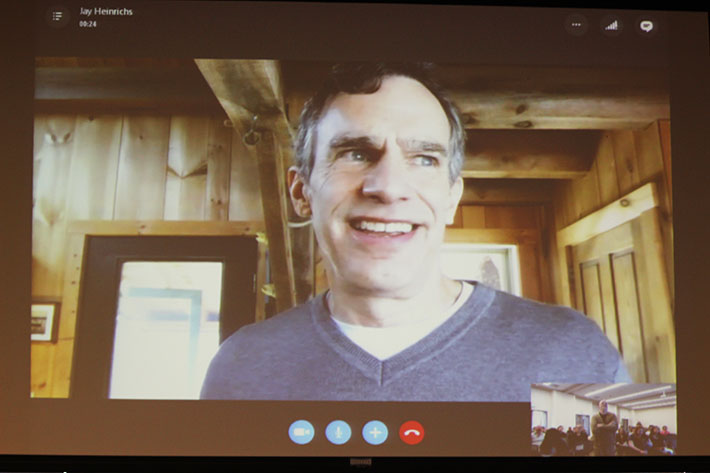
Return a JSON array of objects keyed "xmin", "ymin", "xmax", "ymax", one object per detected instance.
[{"xmin": 353, "ymin": 221, "xmax": 414, "ymax": 233}]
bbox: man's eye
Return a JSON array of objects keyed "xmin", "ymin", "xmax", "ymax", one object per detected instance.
[
  {"xmin": 412, "ymin": 155, "xmax": 438, "ymax": 167},
  {"xmin": 340, "ymin": 150, "xmax": 369, "ymax": 162}
]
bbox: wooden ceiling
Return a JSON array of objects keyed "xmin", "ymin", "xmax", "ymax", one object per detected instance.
[{"xmin": 35, "ymin": 58, "xmax": 669, "ymax": 180}]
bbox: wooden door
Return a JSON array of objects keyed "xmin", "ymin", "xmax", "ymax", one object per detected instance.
[
  {"xmin": 557, "ymin": 183, "xmax": 675, "ymax": 383},
  {"xmin": 573, "ymin": 222, "xmax": 645, "ymax": 381}
]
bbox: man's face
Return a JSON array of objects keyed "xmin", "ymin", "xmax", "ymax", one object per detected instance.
[
  {"xmin": 290, "ymin": 75, "xmax": 463, "ymax": 297},
  {"xmin": 599, "ymin": 401, "xmax": 608, "ymax": 414}
]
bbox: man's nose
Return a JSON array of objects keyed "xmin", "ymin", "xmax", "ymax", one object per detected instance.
[{"xmin": 361, "ymin": 147, "xmax": 412, "ymax": 203}]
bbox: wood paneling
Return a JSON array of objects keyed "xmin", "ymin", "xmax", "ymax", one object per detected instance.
[
  {"xmin": 659, "ymin": 120, "xmax": 672, "ymax": 204},
  {"xmin": 33, "ymin": 116, "xmax": 76, "ymax": 297},
  {"xmin": 461, "ymin": 206, "xmax": 485, "ymax": 228},
  {"xmin": 114, "ymin": 116, "xmax": 170, "ymax": 219},
  {"xmin": 631, "ymin": 210, "xmax": 676, "ymax": 382},
  {"xmin": 612, "ymin": 251, "xmax": 648, "ymax": 383},
  {"xmin": 30, "ymin": 344, "xmax": 54, "ymax": 397},
  {"xmin": 66, "ymin": 115, "xmax": 123, "ymax": 220},
  {"xmin": 611, "ymin": 130, "xmax": 640, "ymax": 196},
  {"xmin": 635, "ymin": 122, "xmax": 665, "ymax": 181},
  {"xmin": 518, "ymin": 243, "xmax": 542, "ymax": 301},
  {"xmin": 449, "ymin": 206, "xmax": 463, "ymax": 228},
  {"xmin": 580, "ymin": 263, "xmax": 605, "ymax": 332},
  {"xmin": 552, "ymin": 122, "xmax": 673, "ymax": 307},
  {"xmin": 483, "ymin": 205, "xmax": 538, "ymax": 229},
  {"xmin": 229, "ymin": 130, "xmax": 264, "ymax": 221},
  {"xmin": 164, "ymin": 116, "xmax": 209, "ymax": 220},
  {"xmin": 595, "ymin": 132, "xmax": 620, "ymax": 206}
]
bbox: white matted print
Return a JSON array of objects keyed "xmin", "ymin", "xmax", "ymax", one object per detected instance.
[
  {"xmin": 440, "ymin": 243, "xmax": 521, "ymax": 296},
  {"xmin": 31, "ymin": 302, "xmax": 59, "ymax": 342}
]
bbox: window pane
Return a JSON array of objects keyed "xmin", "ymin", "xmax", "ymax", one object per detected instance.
[{"xmin": 109, "ymin": 261, "xmax": 223, "ymax": 399}]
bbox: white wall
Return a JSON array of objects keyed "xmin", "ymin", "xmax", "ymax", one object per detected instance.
[{"xmin": 630, "ymin": 406, "xmax": 677, "ymax": 433}]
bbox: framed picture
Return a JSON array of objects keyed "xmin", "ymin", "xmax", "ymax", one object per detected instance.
[{"xmin": 31, "ymin": 302, "xmax": 60, "ymax": 342}]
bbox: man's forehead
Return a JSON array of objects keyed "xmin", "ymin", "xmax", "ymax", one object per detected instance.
[{"xmin": 314, "ymin": 76, "xmax": 451, "ymax": 148}]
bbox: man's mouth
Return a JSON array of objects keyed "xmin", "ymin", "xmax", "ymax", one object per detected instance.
[{"xmin": 350, "ymin": 219, "xmax": 418, "ymax": 235}]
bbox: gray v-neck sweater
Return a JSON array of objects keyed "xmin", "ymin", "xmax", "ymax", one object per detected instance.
[{"xmin": 201, "ymin": 283, "xmax": 630, "ymax": 402}]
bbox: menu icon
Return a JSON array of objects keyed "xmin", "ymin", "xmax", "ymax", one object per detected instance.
[{"xmin": 46, "ymin": 5, "xmax": 71, "ymax": 28}]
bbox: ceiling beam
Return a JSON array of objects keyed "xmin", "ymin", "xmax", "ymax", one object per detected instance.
[
  {"xmin": 34, "ymin": 66, "xmax": 224, "ymax": 114},
  {"xmin": 462, "ymin": 130, "xmax": 600, "ymax": 179},
  {"xmin": 195, "ymin": 59, "xmax": 308, "ymax": 313},
  {"xmin": 461, "ymin": 179, "xmax": 555, "ymax": 204},
  {"xmin": 439, "ymin": 65, "xmax": 669, "ymax": 130},
  {"xmin": 282, "ymin": 62, "xmax": 669, "ymax": 130}
]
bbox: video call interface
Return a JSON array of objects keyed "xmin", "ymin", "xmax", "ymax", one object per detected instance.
[{"xmin": 3, "ymin": 1, "xmax": 710, "ymax": 468}]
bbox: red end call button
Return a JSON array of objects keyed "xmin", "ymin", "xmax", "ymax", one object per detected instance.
[{"xmin": 399, "ymin": 420, "xmax": 425, "ymax": 445}]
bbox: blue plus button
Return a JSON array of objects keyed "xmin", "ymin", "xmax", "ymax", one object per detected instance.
[
  {"xmin": 288, "ymin": 420, "xmax": 315, "ymax": 445},
  {"xmin": 326, "ymin": 420, "xmax": 352, "ymax": 445},
  {"xmin": 362, "ymin": 420, "xmax": 388, "ymax": 445}
]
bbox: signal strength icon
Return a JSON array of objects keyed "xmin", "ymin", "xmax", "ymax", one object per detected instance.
[{"xmin": 600, "ymin": 15, "xmax": 623, "ymax": 36}]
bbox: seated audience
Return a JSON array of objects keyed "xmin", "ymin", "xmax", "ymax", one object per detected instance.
[
  {"xmin": 627, "ymin": 426, "xmax": 650, "ymax": 455},
  {"xmin": 539, "ymin": 427, "xmax": 570, "ymax": 456},
  {"xmin": 531, "ymin": 426, "xmax": 545, "ymax": 453}
]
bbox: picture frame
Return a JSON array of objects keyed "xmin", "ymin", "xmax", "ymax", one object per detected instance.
[{"xmin": 31, "ymin": 301, "xmax": 60, "ymax": 342}]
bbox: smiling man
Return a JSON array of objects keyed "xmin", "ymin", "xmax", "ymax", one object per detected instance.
[{"xmin": 201, "ymin": 63, "xmax": 630, "ymax": 402}]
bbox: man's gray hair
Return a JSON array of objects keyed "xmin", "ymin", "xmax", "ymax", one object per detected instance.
[{"xmin": 294, "ymin": 62, "xmax": 465, "ymax": 183}]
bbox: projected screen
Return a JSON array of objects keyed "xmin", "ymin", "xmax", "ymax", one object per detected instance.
[{"xmin": 2, "ymin": 0, "xmax": 708, "ymax": 468}]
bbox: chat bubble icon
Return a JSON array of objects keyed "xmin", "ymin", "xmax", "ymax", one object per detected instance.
[{"xmin": 640, "ymin": 20, "xmax": 654, "ymax": 33}]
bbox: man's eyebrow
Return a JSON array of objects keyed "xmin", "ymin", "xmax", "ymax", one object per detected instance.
[
  {"xmin": 327, "ymin": 135, "xmax": 448, "ymax": 154},
  {"xmin": 398, "ymin": 139, "xmax": 447, "ymax": 154},
  {"xmin": 328, "ymin": 135, "xmax": 380, "ymax": 149}
]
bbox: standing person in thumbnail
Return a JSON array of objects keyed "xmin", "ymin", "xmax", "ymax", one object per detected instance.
[
  {"xmin": 591, "ymin": 400, "xmax": 619, "ymax": 456},
  {"xmin": 201, "ymin": 62, "xmax": 630, "ymax": 402}
]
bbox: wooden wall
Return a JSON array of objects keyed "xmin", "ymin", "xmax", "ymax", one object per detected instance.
[
  {"xmin": 31, "ymin": 113, "xmax": 263, "ymax": 397},
  {"xmin": 447, "ymin": 204, "xmax": 550, "ymax": 303},
  {"xmin": 551, "ymin": 120, "xmax": 673, "ymax": 303}
]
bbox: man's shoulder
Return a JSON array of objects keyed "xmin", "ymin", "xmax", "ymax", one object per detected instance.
[
  {"xmin": 200, "ymin": 297, "xmax": 325, "ymax": 399},
  {"xmin": 477, "ymin": 284, "xmax": 626, "ymax": 380},
  {"xmin": 223, "ymin": 297, "xmax": 319, "ymax": 347},
  {"xmin": 484, "ymin": 285, "xmax": 604, "ymax": 334}
]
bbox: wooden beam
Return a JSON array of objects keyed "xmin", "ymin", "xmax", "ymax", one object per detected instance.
[
  {"xmin": 445, "ymin": 228, "xmax": 539, "ymax": 245},
  {"xmin": 34, "ymin": 66, "xmax": 224, "ymax": 114},
  {"xmin": 461, "ymin": 179, "xmax": 555, "ymax": 204},
  {"xmin": 282, "ymin": 62, "xmax": 669, "ymax": 130},
  {"xmin": 67, "ymin": 220, "xmax": 264, "ymax": 236},
  {"xmin": 195, "ymin": 59, "xmax": 307, "ymax": 312},
  {"xmin": 443, "ymin": 65, "xmax": 669, "ymax": 130},
  {"xmin": 462, "ymin": 130, "xmax": 599, "ymax": 178},
  {"xmin": 252, "ymin": 130, "xmax": 297, "ymax": 311},
  {"xmin": 556, "ymin": 182, "xmax": 658, "ymax": 248}
]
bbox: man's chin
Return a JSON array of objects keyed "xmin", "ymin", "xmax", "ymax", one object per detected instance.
[{"xmin": 334, "ymin": 270, "xmax": 428, "ymax": 298}]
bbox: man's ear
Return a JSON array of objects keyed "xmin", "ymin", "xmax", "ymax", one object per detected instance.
[
  {"xmin": 288, "ymin": 167, "xmax": 311, "ymax": 218},
  {"xmin": 446, "ymin": 176, "xmax": 464, "ymax": 224}
]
